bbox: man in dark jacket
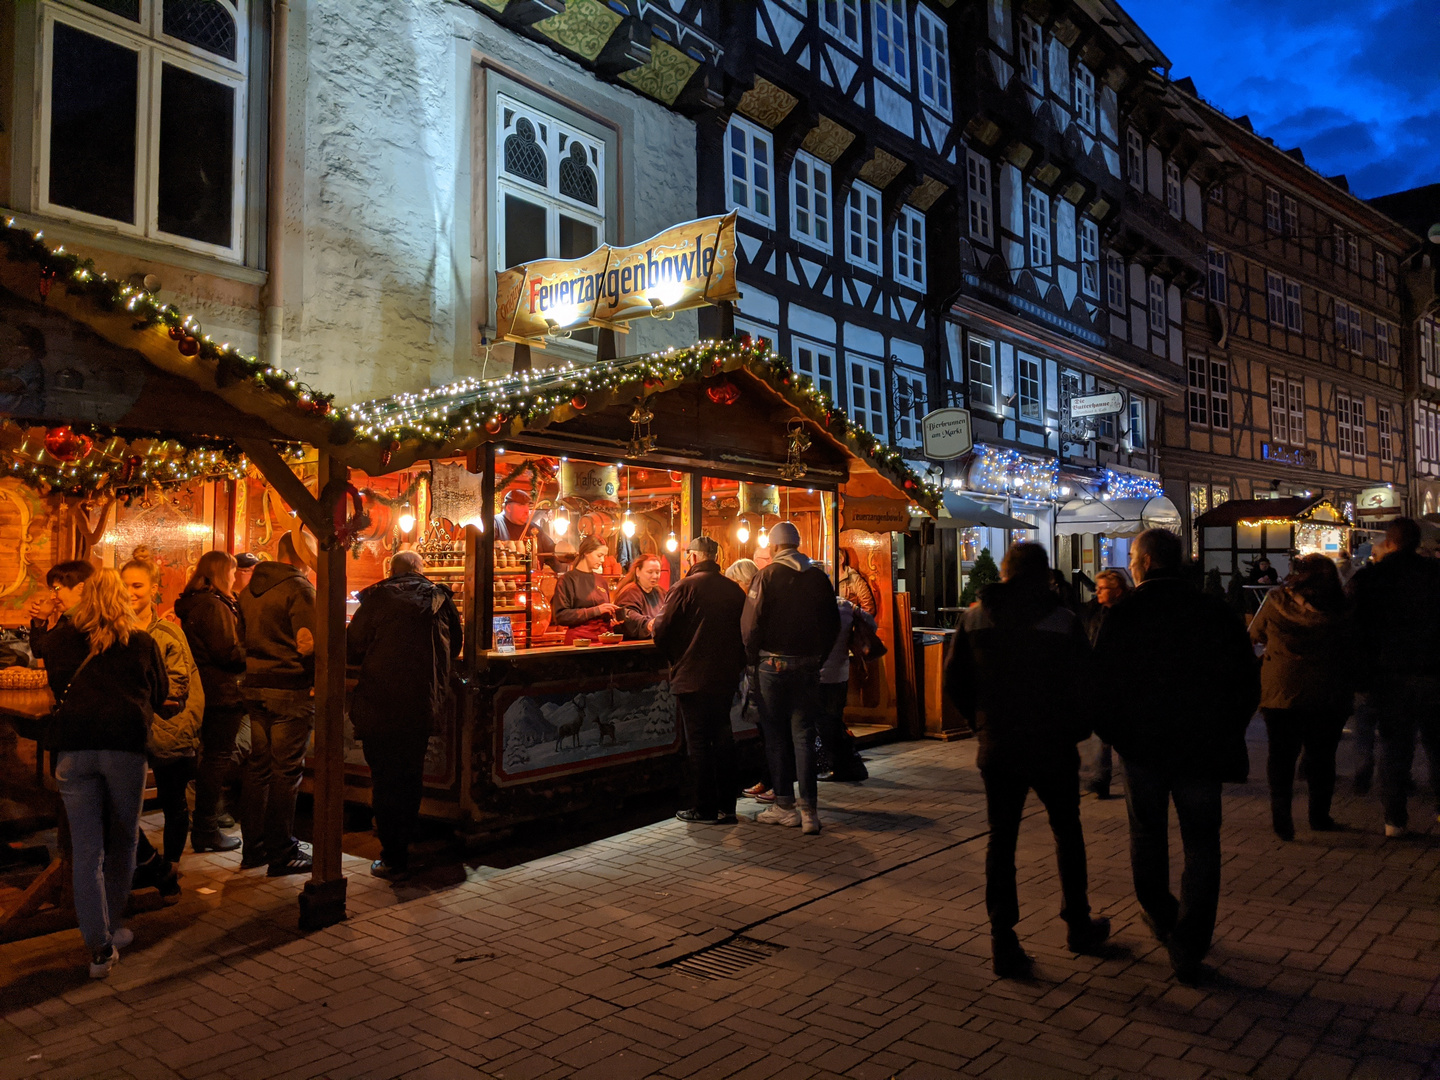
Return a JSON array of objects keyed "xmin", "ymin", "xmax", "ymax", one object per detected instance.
[
  {"xmin": 1079, "ymin": 569, "xmax": 1130, "ymax": 798},
  {"xmin": 945, "ymin": 543, "xmax": 1108, "ymax": 977},
  {"xmin": 27, "ymin": 560, "xmax": 94, "ymax": 695},
  {"xmin": 1348, "ymin": 517, "xmax": 1440, "ymax": 836},
  {"xmin": 236, "ymin": 534, "xmax": 317, "ymax": 876},
  {"xmin": 652, "ymin": 536, "xmax": 746, "ymax": 825},
  {"xmin": 1094, "ymin": 528, "xmax": 1259, "ymax": 983},
  {"xmin": 348, "ymin": 551, "xmax": 462, "ymax": 878},
  {"xmin": 741, "ymin": 521, "xmax": 841, "ymax": 835}
]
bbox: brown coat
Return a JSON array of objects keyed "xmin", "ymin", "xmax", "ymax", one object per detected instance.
[{"xmin": 1249, "ymin": 587, "xmax": 1354, "ymax": 712}]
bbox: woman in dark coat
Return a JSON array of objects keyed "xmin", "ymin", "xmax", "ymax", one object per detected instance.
[
  {"xmin": 552, "ymin": 536, "xmax": 618, "ymax": 644},
  {"xmin": 1249, "ymin": 554, "xmax": 1354, "ymax": 838},
  {"xmin": 615, "ymin": 553, "xmax": 667, "ymax": 639}
]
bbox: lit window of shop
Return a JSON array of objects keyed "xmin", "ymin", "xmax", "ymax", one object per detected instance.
[
  {"xmin": 1379, "ymin": 405, "xmax": 1394, "ymax": 463},
  {"xmin": 1189, "ymin": 483, "xmax": 1209, "ymax": 552},
  {"xmin": 725, "ymin": 116, "xmax": 774, "ymax": 227},
  {"xmin": 793, "ymin": 339, "xmax": 837, "ymax": 405},
  {"xmin": 915, "ymin": 5, "xmax": 951, "ymax": 115},
  {"xmin": 790, "ymin": 151, "xmax": 833, "ymax": 253},
  {"xmin": 966, "ymin": 152, "xmax": 993, "ymax": 245},
  {"xmin": 846, "ymin": 181, "xmax": 882, "ymax": 272},
  {"xmin": 848, "ymin": 355, "xmax": 888, "ymax": 439},
  {"xmin": 968, "ymin": 335, "xmax": 997, "ymax": 412},
  {"xmin": 39, "ymin": 0, "xmax": 249, "ymax": 260},
  {"xmin": 1079, "ymin": 219, "xmax": 1099, "ymax": 298},
  {"xmin": 894, "ymin": 206, "xmax": 926, "ymax": 290},
  {"xmin": 1018, "ymin": 355, "xmax": 1042, "ymax": 421}
]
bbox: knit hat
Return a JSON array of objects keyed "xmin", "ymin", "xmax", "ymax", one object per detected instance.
[{"xmin": 769, "ymin": 521, "xmax": 801, "ymax": 548}]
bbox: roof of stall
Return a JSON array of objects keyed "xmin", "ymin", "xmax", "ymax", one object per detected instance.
[
  {"xmin": 342, "ymin": 338, "xmax": 939, "ymax": 509},
  {"xmin": 1194, "ymin": 497, "xmax": 1350, "ymax": 530}
]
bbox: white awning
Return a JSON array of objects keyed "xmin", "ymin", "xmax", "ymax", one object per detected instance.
[
  {"xmin": 1055, "ymin": 496, "xmax": 1181, "ymax": 538},
  {"xmin": 936, "ymin": 493, "xmax": 1039, "ymax": 531}
]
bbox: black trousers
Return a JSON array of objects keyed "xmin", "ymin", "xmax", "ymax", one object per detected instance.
[
  {"xmin": 362, "ymin": 730, "xmax": 432, "ymax": 868},
  {"xmin": 144, "ymin": 756, "xmax": 196, "ymax": 863},
  {"xmin": 1263, "ymin": 707, "xmax": 1346, "ymax": 825},
  {"xmin": 980, "ymin": 757, "xmax": 1090, "ymax": 934},
  {"xmin": 676, "ymin": 691, "xmax": 737, "ymax": 818},
  {"xmin": 193, "ymin": 705, "xmax": 245, "ymax": 839}
]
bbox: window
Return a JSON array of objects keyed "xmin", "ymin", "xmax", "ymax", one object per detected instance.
[
  {"xmin": 1376, "ymin": 321, "xmax": 1391, "ymax": 365},
  {"xmin": 1128, "ymin": 398, "xmax": 1146, "ymax": 449},
  {"xmin": 1376, "ymin": 250, "xmax": 1388, "ymax": 289},
  {"xmin": 1347, "ymin": 233, "xmax": 1360, "ymax": 271},
  {"xmin": 845, "ymin": 181, "xmax": 882, "ymax": 272},
  {"xmin": 1379, "ymin": 405, "xmax": 1394, "ymax": 463},
  {"xmin": 1266, "ymin": 272, "xmax": 1286, "ymax": 326},
  {"xmin": 1421, "ymin": 318, "xmax": 1440, "ymax": 384},
  {"xmin": 894, "ymin": 206, "xmax": 926, "ymax": 290},
  {"xmin": 1074, "ymin": 63, "xmax": 1095, "ymax": 132},
  {"xmin": 497, "ymin": 95, "xmax": 605, "ymax": 274},
  {"xmin": 1165, "ymin": 161, "xmax": 1182, "ymax": 219},
  {"xmin": 894, "ymin": 367, "xmax": 927, "ymax": 447},
  {"xmin": 967, "ymin": 335, "xmax": 997, "ymax": 412},
  {"xmin": 966, "ymin": 151, "xmax": 993, "ymax": 244},
  {"xmin": 1018, "ymin": 355, "xmax": 1042, "ymax": 421},
  {"xmin": 1126, "ymin": 128, "xmax": 1144, "ymax": 191},
  {"xmin": 848, "ymin": 355, "xmax": 888, "ymax": 439},
  {"xmin": 1333, "ymin": 223, "xmax": 1346, "ymax": 265},
  {"xmin": 1337, "ymin": 394, "xmax": 1365, "ymax": 457},
  {"xmin": 790, "ymin": 151, "xmax": 832, "ymax": 252},
  {"xmin": 1187, "ymin": 354, "xmax": 1209, "ymax": 426},
  {"xmin": 873, "ymin": 0, "xmax": 909, "ymax": 85},
  {"xmin": 1270, "ymin": 376, "xmax": 1304, "ymax": 446},
  {"xmin": 1282, "ymin": 194, "xmax": 1298, "ymax": 237},
  {"xmin": 1335, "ymin": 303, "xmax": 1351, "ymax": 352},
  {"xmin": 1347, "ymin": 306, "xmax": 1364, "ymax": 352},
  {"xmin": 39, "ymin": 0, "xmax": 249, "ymax": 259},
  {"xmin": 1285, "ymin": 280, "xmax": 1302, "ymax": 332},
  {"xmin": 793, "ymin": 339, "xmax": 837, "ymax": 405},
  {"xmin": 1207, "ymin": 247, "xmax": 1228, "ymax": 304},
  {"xmin": 1265, "ymin": 186, "xmax": 1282, "ymax": 232},
  {"xmin": 1079, "ymin": 219, "xmax": 1099, "ymax": 298},
  {"xmin": 1020, "ymin": 17, "xmax": 1044, "ymax": 92},
  {"xmin": 819, "ymin": 0, "xmax": 861, "ymax": 51},
  {"xmin": 1027, "ymin": 188, "xmax": 1051, "ymax": 275},
  {"xmin": 1148, "ymin": 275, "xmax": 1167, "ymax": 332},
  {"xmin": 1106, "ymin": 253, "xmax": 1126, "ymax": 310},
  {"xmin": 725, "ymin": 116, "xmax": 774, "ymax": 226},
  {"xmin": 1210, "ymin": 360, "xmax": 1231, "ymax": 430},
  {"xmin": 915, "ymin": 6, "xmax": 950, "ymax": 114}
]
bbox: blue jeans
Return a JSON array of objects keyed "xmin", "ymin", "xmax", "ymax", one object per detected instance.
[
  {"xmin": 1121, "ymin": 757, "xmax": 1223, "ymax": 966},
  {"xmin": 241, "ymin": 690, "xmax": 315, "ymax": 861},
  {"xmin": 756, "ymin": 655, "xmax": 821, "ymax": 808},
  {"xmin": 55, "ymin": 750, "xmax": 148, "ymax": 952}
]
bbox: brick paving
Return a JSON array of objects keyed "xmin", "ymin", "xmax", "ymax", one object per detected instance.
[{"xmin": 2, "ymin": 726, "xmax": 1438, "ymax": 1080}]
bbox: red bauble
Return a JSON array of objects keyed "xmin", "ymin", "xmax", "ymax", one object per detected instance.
[
  {"xmin": 484, "ymin": 417, "xmax": 504, "ymax": 435},
  {"xmin": 168, "ymin": 325, "xmax": 184, "ymax": 341},
  {"xmin": 705, "ymin": 380, "xmax": 740, "ymax": 406},
  {"xmin": 643, "ymin": 377, "xmax": 660, "ymax": 390},
  {"xmin": 44, "ymin": 426, "xmax": 93, "ymax": 463},
  {"xmin": 739, "ymin": 333, "xmax": 752, "ymax": 347},
  {"xmin": 177, "ymin": 336, "xmax": 199, "ymax": 356},
  {"xmin": 316, "ymin": 399, "xmax": 331, "ymax": 416},
  {"xmin": 571, "ymin": 394, "xmax": 588, "ymax": 410}
]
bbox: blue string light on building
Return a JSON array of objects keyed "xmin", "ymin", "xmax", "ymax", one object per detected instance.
[
  {"xmin": 967, "ymin": 445, "xmax": 1059, "ymax": 500},
  {"xmin": 1101, "ymin": 468, "xmax": 1163, "ymax": 500}
]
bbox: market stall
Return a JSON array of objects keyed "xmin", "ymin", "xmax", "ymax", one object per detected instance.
[{"xmin": 1195, "ymin": 496, "xmax": 1351, "ymax": 591}]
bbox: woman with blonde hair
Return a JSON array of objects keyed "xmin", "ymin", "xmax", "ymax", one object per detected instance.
[{"xmin": 46, "ymin": 568, "xmax": 167, "ymax": 978}]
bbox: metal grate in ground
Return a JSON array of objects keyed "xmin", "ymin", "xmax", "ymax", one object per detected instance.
[{"xmin": 666, "ymin": 936, "xmax": 785, "ymax": 981}]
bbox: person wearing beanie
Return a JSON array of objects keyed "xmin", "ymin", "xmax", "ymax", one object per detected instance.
[{"xmin": 740, "ymin": 520, "xmax": 840, "ymax": 835}]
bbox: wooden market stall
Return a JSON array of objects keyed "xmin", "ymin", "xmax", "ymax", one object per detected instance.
[{"xmin": 1195, "ymin": 496, "xmax": 1351, "ymax": 609}]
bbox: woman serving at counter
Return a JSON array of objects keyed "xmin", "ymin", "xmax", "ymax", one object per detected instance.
[
  {"xmin": 615, "ymin": 553, "xmax": 667, "ymax": 639},
  {"xmin": 553, "ymin": 536, "xmax": 619, "ymax": 644}
]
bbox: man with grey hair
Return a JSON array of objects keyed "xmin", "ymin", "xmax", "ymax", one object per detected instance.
[
  {"xmin": 1095, "ymin": 528, "xmax": 1258, "ymax": 984},
  {"xmin": 348, "ymin": 551, "xmax": 462, "ymax": 878}
]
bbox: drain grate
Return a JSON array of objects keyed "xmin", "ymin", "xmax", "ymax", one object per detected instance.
[{"xmin": 668, "ymin": 936, "xmax": 785, "ymax": 981}]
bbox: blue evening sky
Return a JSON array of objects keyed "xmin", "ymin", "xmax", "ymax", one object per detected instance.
[{"xmin": 1121, "ymin": 0, "xmax": 1440, "ymax": 199}]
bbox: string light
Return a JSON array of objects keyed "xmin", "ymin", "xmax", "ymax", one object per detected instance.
[
  {"xmin": 967, "ymin": 444, "xmax": 1059, "ymax": 500},
  {"xmin": 1102, "ymin": 468, "xmax": 1163, "ymax": 500}
]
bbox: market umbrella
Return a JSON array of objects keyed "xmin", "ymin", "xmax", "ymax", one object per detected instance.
[{"xmin": 936, "ymin": 493, "xmax": 1038, "ymax": 531}]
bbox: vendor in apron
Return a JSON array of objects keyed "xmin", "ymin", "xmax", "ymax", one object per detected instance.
[{"xmin": 552, "ymin": 535, "xmax": 618, "ymax": 644}]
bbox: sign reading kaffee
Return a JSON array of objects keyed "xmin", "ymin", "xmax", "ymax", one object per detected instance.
[{"xmin": 495, "ymin": 212, "xmax": 742, "ymax": 342}]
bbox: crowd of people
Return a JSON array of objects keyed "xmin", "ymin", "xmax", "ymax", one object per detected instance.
[
  {"xmin": 21, "ymin": 513, "xmax": 1437, "ymax": 986},
  {"xmin": 944, "ymin": 517, "xmax": 1440, "ymax": 983}
]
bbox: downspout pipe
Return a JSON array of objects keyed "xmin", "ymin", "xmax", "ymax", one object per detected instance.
[{"xmin": 263, "ymin": 0, "xmax": 289, "ymax": 370}]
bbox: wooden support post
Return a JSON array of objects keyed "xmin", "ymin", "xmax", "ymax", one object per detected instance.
[
  {"xmin": 479, "ymin": 443, "xmax": 497, "ymax": 651},
  {"xmin": 299, "ymin": 449, "xmax": 347, "ymax": 930}
]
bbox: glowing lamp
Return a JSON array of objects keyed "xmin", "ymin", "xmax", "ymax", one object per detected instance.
[
  {"xmin": 665, "ymin": 532, "xmax": 679, "ymax": 553},
  {"xmin": 621, "ymin": 515, "xmax": 636, "ymax": 538},
  {"xmin": 757, "ymin": 527, "xmax": 770, "ymax": 549},
  {"xmin": 552, "ymin": 511, "xmax": 570, "ymax": 537},
  {"xmin": 398, "ymin": 504, "xmax": 416, "ymax": 534},
  {"xmin": 736, "ymin": 519, "xmax": 751, "ymax": 544}
]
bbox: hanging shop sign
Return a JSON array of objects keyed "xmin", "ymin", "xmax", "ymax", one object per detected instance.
[
  {"xmin": 494, "ymin": 212, "xmax": 743, "ymax": 342},
  {"xmin": 842, "ymin": 496, "xmax": 914, "ymax": 533},
  {"xmin": 738, "ymin": 482, "xmax": 780, "ymax": 516},
  {"xmin": 1356, "ymin": 485, "xmax": 1401, "ymax": 520},
  {"xmin": 920, "ymin": 408, "xmax": 973, "ymax": 461},
  {"xmin": 1068, "ymin": 392, "xmax": 1124, "ymax": 419},
  {"xmin": 560, "ymin": 461, "xmax": 620, "ymax": 502}
]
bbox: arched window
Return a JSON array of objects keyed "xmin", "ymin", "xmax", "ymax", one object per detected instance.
[
  {"xmin": 162, "ymin": 0, "xmax": 237, "ymax": 61},
  {"xmin": 504, "ymin": 118, "xmax": 547, "ymax": 187},
  {"xmin": 558, "ymin": 141, "xmax": 598, "ymax": 207}
]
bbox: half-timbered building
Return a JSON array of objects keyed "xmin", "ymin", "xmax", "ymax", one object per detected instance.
[{"xmin": 1164, "ymin": 90, "xmax": 1413, "ymax": 562}]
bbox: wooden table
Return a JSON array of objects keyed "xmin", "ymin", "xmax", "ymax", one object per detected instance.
[{"xmin": 0, "ymin": 685, "xmax": 67, "ymax": 942}]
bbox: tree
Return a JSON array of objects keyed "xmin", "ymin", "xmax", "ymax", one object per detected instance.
[{"xmin": 961, "ymin": 547, "xmax": 1000, "ymax": 607}]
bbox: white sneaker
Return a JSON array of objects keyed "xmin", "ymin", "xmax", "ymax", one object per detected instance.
[
  {"xmin": 1384, "ymin": 823, "xmax": 1407, "ymax": 838},
  {"xmin": 799, "ymin": 806, "xmax": 822, "ymax": 835},
  {"xmin": 111, "ymin": 927, "xmax": 134, "ymax": 949},
  {"xmin": 89, "ymin": 945, "xmax": 118, "ymax": 979},
  {"xmin": 755, "ymin": 804, "xmax": 800, "ymax": 827}
]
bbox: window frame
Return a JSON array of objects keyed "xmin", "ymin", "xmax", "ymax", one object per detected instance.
[
  {"xmin": 1019, "ymin": 16, "xmax": 1044, "ymax": 92},
  {"xmin": 1079, "ymin": 218, "xmax": 1099, "ymax": 299},
  {"xmin": 1148, "ymin": 274, "xmax": 1167, "ymax": 333},
  {"xmin": 1376, "ymin": 321, "xmax": 1391, "ymax": 365},
  {"xmin": 1027, "ymin": 187, "xmax": 1051, "ymax": 276},
  {"xmin": 819, "ymin": 0, "xmax": 862, "ymax": 52},
  {"xmin": 1337, "ymin": 393, "xmax": 1365, "ymax": 458},
  {"xmin": 1379, "ymin": 404, "xmax": 1394, "ymax": 464},
  {"xmin": 1284, "ymin": 280, "xmax": 1302, "ymax": 333},
  {"xmin": 1281, "ymin": 194, "xmax": 1298, "ymax": 237},
  {"xmin": 1125, "ymin": 128, "xmax": 1144, "ymax": 191},
  {"xmin": 1266, "ymin": 271, "xmax": 1285, "ymax": 326},
  {"xmin": 1270, "ymin": 375, "xmax": 1304, "ymax": 446},
  {"xmin": 1207, "ymin": 246, "xmax": 1227, "ymax": 305},
  {"xmin": 893, "ymin": 366, "xmax": 928, "ymax": 448},
  {"xmin": 1375, "ymin": 250, "xmax": 1388, "ymax": 290},
  {"xmin": 893, "ymin": 204, "xmax": 926, "ymax": 291},
  {"xmin": 1209, "ymin": 359, "xmax": 1231, "ymax": 431},
  {"xmin": 967, "ymin": 334, "xmax": 997, "ymax": 413},
  {"xmin": 872, "ymin": 0, "xmax": 910, "ymax": 87},
  {"xmin": 1017, "ymin": 353, "xmax": 1042, "ymax": 422},
  {"xmin": 915, "ymin": 5, "xmax": 951, "ymax": 116},
  {"xmin": 790, "ymin": 150, "xmax": 833, "ymax": 254},
  {"xmin": 1187, "ymin": 354, "xmax": 1210, "ymax": 427},
  {"xmin": 846, "ymin": 353, "xmax": 889, "ymax": 440},
  {"xmin": 1347, "ymin": 233, "xmax": 1360, "ymax": 272},
  {"xmin": 844, "ymin": 179, "xmax": 882, "ymax": 273},
  {"xmin": 1333, "ymin": 223, "xmax": 1346, "ymax": 265},
  {"xmin": 1106, "ymin": 252, "xmax": 1126, "ymax": 311},
  {"xmin": 1265, "ymin": 186, "xmax": 1282, "ymax": 232},
  {"xmin": 1128, "ymin": 397, "xmax": 1146, "ymax": 449},
  {"xmin": 724, "ymin": 115, "xmax": 775, "ymax": 228},
  {"xmin": 1164, "ymin": 160, "xmax": 1182, "ymax": 219},
  {"xmin": 37, "ymin": 0, "xmax": 251, "ymax": 262},
  {"xmin": 1074, "ymin": 63, "xmax": 1095, "ymax": 132},
  {"xmin": 966, "ymin": 151, "xmax": 993, "ymax": 245},
  {"xmin": 792, "ymin": 336, "xmax": 839, "ymax": 407}
]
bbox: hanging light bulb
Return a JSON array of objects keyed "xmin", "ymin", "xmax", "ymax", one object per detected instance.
[
  {"xmin": 622, "ymin": 513, "xmax": 636, "ymax": 538},
  {"xmin": 398, "ymin": 503, "xmax": 416, "ymax": 534},
  {"xmin": 736, "ymin": 518, "xmax": 751, "ymax": 544},
  {"xmin": 552, "ymin": 507, "xmax": 570, "ymax": 537},
  {"xmin": 757, "ymin": 526, "xmax": 770, "ymax": 549},
  {"xmin": 665, "ymin": 531, "xmax": 679, "ymax": 553}
]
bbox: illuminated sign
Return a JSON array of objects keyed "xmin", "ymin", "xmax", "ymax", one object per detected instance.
[
  {"xmin": 921, "ymin": 408, "xmax": 973, "ymax": 460},
  {"xmin": 494, "ymin": 212, "xmax": 742, "ymax": 342},
  {"xmin": 1069, "ymin": 392, "xmax": 1124, "ymax": 418}
]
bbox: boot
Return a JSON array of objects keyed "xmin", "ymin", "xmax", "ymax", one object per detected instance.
[
  {"xmin": 1271, "ymin": 798, "xmax": 1295, "ymax": 842},
  {"xmin": 990, "ymin": 930, "xmax": 1032, "ymax": 978},
  {"xmin": 1066, "ymin": 915, "xmax": 1112, "ymax": 955}
]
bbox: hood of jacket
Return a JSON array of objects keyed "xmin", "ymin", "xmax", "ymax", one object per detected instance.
[
  {"xmin": 770, "ymin": 548, "xmax": 816, "ymax": 573},
  {"xmin": 174, "ymin": 586, "xmax": 234, "ymax": 623},
  {"xmin": 359, "ymin": 572, "xmax": 450, "ymax": 613},
  {"xmin": 248, "ymin": 561, "xmax": 307, "ymax": 599},
  {"xmin": 1265, "ymin": 586, "xmax": 1335, "ymax": 628}
]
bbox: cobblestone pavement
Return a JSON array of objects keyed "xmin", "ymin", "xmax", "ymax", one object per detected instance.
[{"xmin": 3, "ymin": 725, "xmax": 1438, "ymax": 1080}]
